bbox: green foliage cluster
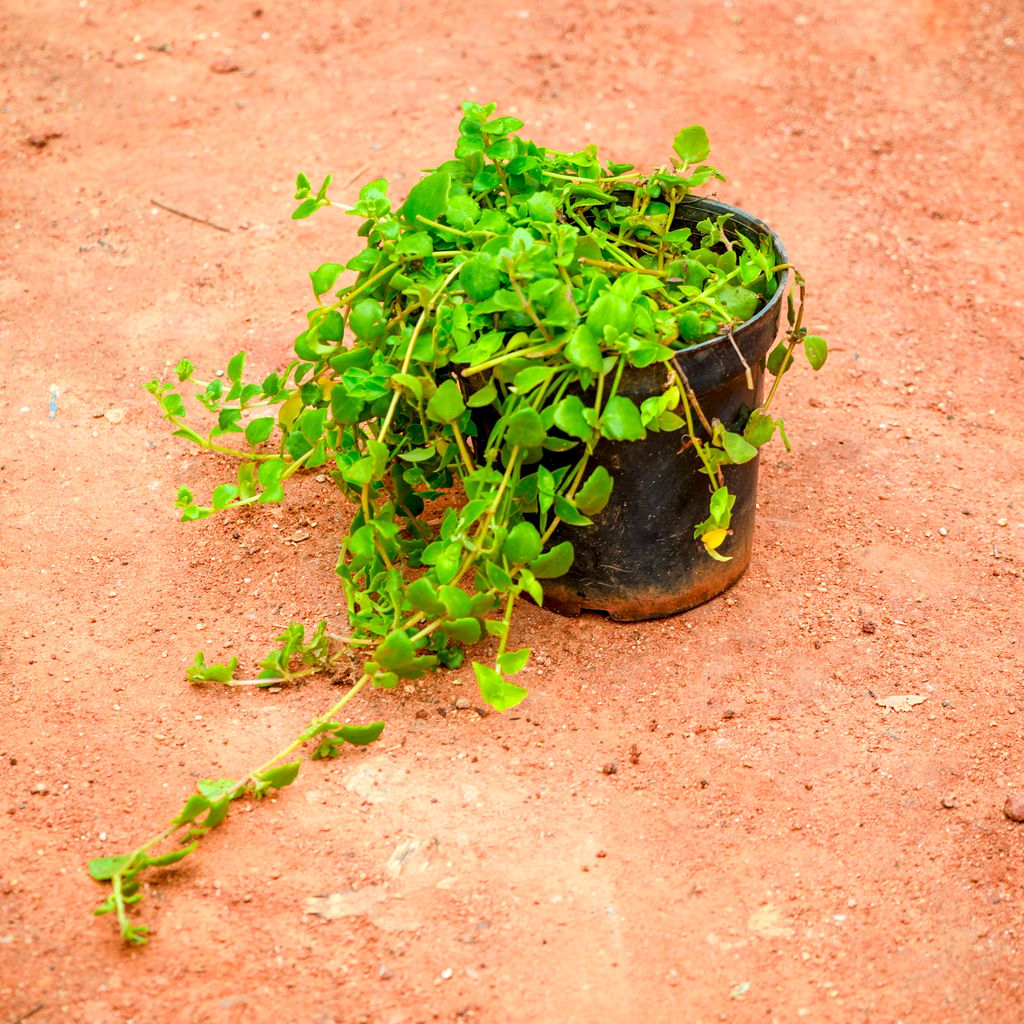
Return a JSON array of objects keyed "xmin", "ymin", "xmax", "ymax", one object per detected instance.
[{"xmin": 94, "ymin": 103, "xmax": 826, "ymax": 943}]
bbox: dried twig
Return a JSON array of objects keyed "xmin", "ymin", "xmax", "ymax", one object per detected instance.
[
  {"xmin": 6, "ymin": 1004, "xmax": 45, "ymax": 1024},
  {"xmin": 149, "ymin": 198, "xmax": 231, "ymax": 233}
]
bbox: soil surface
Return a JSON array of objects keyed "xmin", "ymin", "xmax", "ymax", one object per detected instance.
[{"xmin": 3, "ymin": 1, "xmax": 1024, "ymax": 1021}]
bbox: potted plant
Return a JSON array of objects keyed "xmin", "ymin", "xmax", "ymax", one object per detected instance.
[{"xmin": 90, "ymin": 102, "xmax": 827, "ymax": 943}]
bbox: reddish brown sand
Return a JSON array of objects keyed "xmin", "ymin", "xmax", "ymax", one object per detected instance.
[{"xmin": 3, "ymin": 1, "xmax": 1023, "ymax": 1021}]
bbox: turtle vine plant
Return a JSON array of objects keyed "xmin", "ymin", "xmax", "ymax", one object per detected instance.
[{"xmin": 90, "ymin": 102, "xmax": 826, "ymax": 943}]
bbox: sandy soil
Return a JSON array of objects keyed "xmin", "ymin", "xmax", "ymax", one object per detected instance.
[{"xmin": 3, "ymin": 0, "xmax": 1024, "ymax": 1021}]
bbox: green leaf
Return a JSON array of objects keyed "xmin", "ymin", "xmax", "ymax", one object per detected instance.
[
  {"xmin": 553, "ymin": 495, "xmax": 592, "ymax": 527},
  {"xmin": 375, "ymin": 630, "xmax": 433, "ymax": 678},
  {"xmin": 766, "ymin": 343, "xmax": 794, "ymax": 376},
  {"xmin": 348, "ymin": 298, "xmax": 386, "ymax": 341},
  {"xmin": 226, "ymin": 352, "xmax": 246, "ymax": 383},
  {"xmin": 564, "ymin": 325, "xmax": 603, "ymax": 372},
  {"xmin": 88, "ymin": 855, "xmax": 131, "ymax": 881},
  {"xmin": 803, "ymin": 334, "xmax": 829, "ymax": 370},
  {"xmin": 575, "ymin": 466, "xmax": 614, "ymax": 516},
  {"xmin": 245, "ymin": 416, "xmax": 276, "ymax": 445},
  {"xmin": 310, "ymin": 262, "xmax": 344, "ymax": 297},
  {"xmin": 483, "ymin": 115, "xmax": 524, "ymax": 135},
  {"xmin": 292, "ymin": 198, "xmax": 320, "ymax": 220},
  {"xmin": 445, "ymin": 194, "xmax": 480, "ymax": 230},
  {"xmin": 342, "ymin": 454, "xmax": 376, "ymax": 487},
  {"xmin": 717, "ymin": 284, "xmax": 760, "ymax": 324},
  {"xmin": 426, "ymin": 379, "xmax": 467, "ymax": 423},
  {"xmin": 336, "ymin": 721, "xmax": 386, "ymax": 746},
  {"xmin": 473, "ymin": 662, "xmax": 528, "ymax": 712},
  {"xmin": 743, "ymin": 410, "xmax": 776, "ymax": 447},
  {"xmin": 526, "ymin": 191, "xmax": 557, "ymax": 223},
  {"xmin": 503, "ymin": 522, "xmax": 543, "ymax": 564},
  {"xmin": 496, "ymin": 648, "xmax": 531, "ymax": 675},
  {"xmin": 197, "ymin": 778, "xmax": 239, "ymax": 802},
  {"xmin": 372, "ymin": 671, "xmax": 400, "ymax": 690},
  {"xmin": 518, "ymin": 568, "xmax": 544, "ymax": 605},
  {"xmin": 673, "ymin": 125, "xmax": 711, "ymax": 164},
  {"xmin": 211, "ymin": 483, "xmax": 238, "ymax": 509},
  {"xmin": 600, "ymin": 395, "xmax": 645, "ymax": 441},
  {"xmin": 394, "ymin": 231, "xmax": 434, "ymax": 258},
  {"xmin": 512, "ymin": 366, "xmax": 558, "ymax": 394},
  {"xmin": 505, "ymin": 407, "xmax": 546, "ymax": 448},
  {"xmin": 485, "ymin": 137, "xmax": 516, "ymax": 160},
  {"xmin": 443, "ymin": 617, "xmax": 483, "ymax": 645},
  {"xmin": 170, "ymin": 794, "xmax": 211, "ymax": 826},
  {"xmin": 255, "ymin": 762, "xmax": 301, "ymax": 790},
  {"xmin": 401, "ymin": 169, "xmax": 451, "ymax": 227},
  {"xmin": 467, "ymin": 380, "xmax": 498, "ymax": 408},
  {"xmin": 460, "ymin": 254, "xmax": 502, "ymax": 301},
  {"xmin": 586, "ymin": 291, "xmax": 632, "ymax": 335},
  {"xmin": 145, "ymin": 842, "xmax": 199, "ymax": 868},
  {"xmin": 552, "ymin": 395, "xmax": 594, "ymax": 439},
  {"xmin": 186, "ymin": 652, "xmax": 239, "ymax": 683},
  {"xmin": 398, "ymin": 444, "xmax": 437, "ymax": 463},
  {"xmin": 709, "ymin": 485, "xmax": 735, "ymax": 524},
  {"xmin": 258, "ymin": 483, "xmax": 284, "ymax": 504},
  {"xmin": 298, "ymin": 407, "xmax": 327, "ymax": 444},
  {"xmin": 529, "ymin": 541, "xmax": 574, "ymax": 579},
  {"xmin": 438, "ymin": 584, "xmax": 473, "ymax": 618},
  {"xmin": 720, "ymin": 430, "xmax": 758, "ymax": 464},
  {"xmin": 197, "ymin": 798, "xmax": 231, "ymax": 830}
]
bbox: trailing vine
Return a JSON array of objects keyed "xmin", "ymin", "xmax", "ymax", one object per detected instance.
[{"xmin": 91, "ymin": 102, "xmax": 826, "ymax": 943}]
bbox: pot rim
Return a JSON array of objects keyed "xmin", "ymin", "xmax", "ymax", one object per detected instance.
[{"xmin": 669, "ymin": 196, "xmax": 791, "ymax": 360}]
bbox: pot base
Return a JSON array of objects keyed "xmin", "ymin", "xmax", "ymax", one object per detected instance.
[{"xmin": 540, "ymin": 543, "xmax": 752, "ymax": 621}]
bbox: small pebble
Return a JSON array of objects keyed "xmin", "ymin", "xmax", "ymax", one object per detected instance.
[
  {"xmin": 454, "ymin": 697, "xmax": 471, "ymax": 710},
  {"xmin": 939, "ymin": 527, "xmax": 948, "ymax": 537},
  {"xmin": 1004, "ymin": 794, "xmax": 1024, "ymax": 822},
  {"xmin": 941, "ymin": 796, "xmax": 957, "ymax": 809}
]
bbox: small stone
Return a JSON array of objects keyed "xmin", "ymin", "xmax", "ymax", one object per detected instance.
[
  {"xmin": 30, "ymin": 783, "xmax": 49, "ymax": 795},
  {"xmin": 454, "ymin": 697, "xmax": 471, "ymax": 710},
  {"xmin": 939, "ymin": 527, "xmax": 948, "ymax": 537},
  {"xmin": 601, "ymin": 761, "xmax": 618, "ymax": 775},
  {"xmin": 861, "ymin": 619, "xmax": 877, "ymax": 634},
  {"xmin": 941, "ymin": 796, "xmax": 957, "ymax": 809},
  {"xmin": 1004, "ymin": 794, "xmax": 1024, "ymax": 821}
]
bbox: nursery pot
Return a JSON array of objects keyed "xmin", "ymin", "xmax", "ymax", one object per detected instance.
[{"xmin": 541, "ymin": 197, "xmax": 789, "ymax": 621}]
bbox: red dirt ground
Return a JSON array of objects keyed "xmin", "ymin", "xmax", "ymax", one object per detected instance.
[{"xmin": 3, "ymin": 1, "xmax": 1024, "ymax": 1021}]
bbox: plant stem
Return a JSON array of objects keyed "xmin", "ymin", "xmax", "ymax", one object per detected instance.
[
  {"xmin": 506, "ymin": 267, "xmax": 554, "ymax": 345},
  {"xmin": 376, "ymin": 264, "xmax": 462, "ymax": 441},
  {"xmin": 449, "ymin": 420, "xmax": 477, "ymax": 475},
  {"xmin": 459, "ymin": 339, "xmax": 565, "ymax": 376},
  {"xmin": 330, "ymin": 261, "xmax": 399, "ymax": 311},
  {"xmin": 578, "ymin": 257, "xmax": 667, "ymax": 277}
]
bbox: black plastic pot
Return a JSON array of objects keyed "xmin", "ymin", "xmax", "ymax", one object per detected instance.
[{"xmin": 539, "ymin": 197, "xmax": 790, "ymax": 621}]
